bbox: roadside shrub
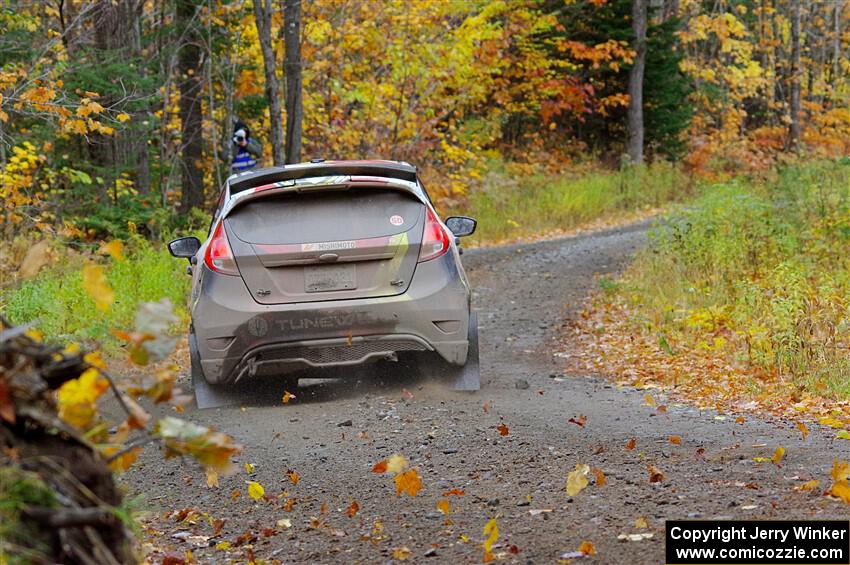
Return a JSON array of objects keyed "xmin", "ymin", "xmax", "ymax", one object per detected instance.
[
  {"xmin": 622, "ymin": 159, "xmax": 850, "ymax": 397},
  {"xmin": 1, "ymin": 236, "xmax": 190, "ymax": 346}
]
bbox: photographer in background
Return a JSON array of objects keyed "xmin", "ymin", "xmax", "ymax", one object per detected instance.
[{"xmin": 230, "ymin": 121, "xmax": 263, "ymax": 173}]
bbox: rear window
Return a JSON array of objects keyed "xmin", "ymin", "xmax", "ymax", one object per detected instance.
[{"xmin": 226, "ymin": 188, "xmax": 424, "ymax": 244}]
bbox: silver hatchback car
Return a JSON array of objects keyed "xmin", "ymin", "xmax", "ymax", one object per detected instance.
[{"xmin": 169, "ymin": 160, "xmax": 479, "ymax": 405}]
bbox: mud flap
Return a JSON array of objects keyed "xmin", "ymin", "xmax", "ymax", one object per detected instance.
[
  {"xmin": 449, "ymin": 312, "xmax": 480, "ymax": 391},
  {"xmin": 190, "ymin": 332, "xmax": 245, "ymax": 409}
]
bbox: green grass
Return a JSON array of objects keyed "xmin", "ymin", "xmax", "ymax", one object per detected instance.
[
  {"xmin": 453, "ymin": 161, "xmax": 689, "ymax": 245},
  {"xmin": 619, "ymin": 159, "xmax": 850, "ymax": 398},
  {"xmin": 1, "ymin": 236, "xmax": 191, "ymax": 347}
]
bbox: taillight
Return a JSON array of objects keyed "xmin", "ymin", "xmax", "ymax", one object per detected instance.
[
  {"xmin": 418, "ymin": 207, "xmax": 450, "ymax": 262},
  {"xmin": 204, "ymin": 221, "xmax": 239, "ymax": 275}
]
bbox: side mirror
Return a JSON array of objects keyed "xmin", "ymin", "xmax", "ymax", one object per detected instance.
[
  {"xmin": 168, "ymin": 236, "xmax": 201, "ymax": 260},
  {"xmin": 445, "ymin": 216, "xmax": 477, "ymax": 237}
]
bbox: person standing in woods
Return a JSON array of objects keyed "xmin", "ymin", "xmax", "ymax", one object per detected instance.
[{"xmin": 230, "ymin": 122, "xmax": 263, "ymax": 173}]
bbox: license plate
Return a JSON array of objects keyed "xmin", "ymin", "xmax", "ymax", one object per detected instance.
[{"xmin": 304, "ymin": 264, "xmax": 356, "ymax": 293}]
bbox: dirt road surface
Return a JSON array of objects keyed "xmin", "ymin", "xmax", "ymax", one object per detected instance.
[{"xmin": 127, "ymin": 222, "xmax": 849, "ymax": 564}]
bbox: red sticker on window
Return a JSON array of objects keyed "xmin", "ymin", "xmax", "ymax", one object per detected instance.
[{"xmin": 389, "ymin": 215, "xmax": 404, "ymax": 226}]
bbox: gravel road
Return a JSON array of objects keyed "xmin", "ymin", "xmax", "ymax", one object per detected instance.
[{"xmin": 127, "ymin": 221, "xmax": 849, "ymax": 564}]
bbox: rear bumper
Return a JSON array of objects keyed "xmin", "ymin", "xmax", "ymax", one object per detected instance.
[{"xmin": 191, "ymin": 254, "xmax": 470, "ymax": 384}]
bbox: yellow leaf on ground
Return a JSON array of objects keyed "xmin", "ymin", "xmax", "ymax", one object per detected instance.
[
  {"xmin": 247, "ymin": 480, "xmax": 265, "ymax": 500},
  {"xmin": 831, "ymin": 459, "xmax": 850, "ymax": 483},
  {"xmin": 436, "ymin": 499, "xmax": 450, "ymax": 515},
  {"xmin": 643, "ymin": 393, "xmax": 655, "ymax": 407},
  {"xmin": 386, "ymin": 454, "xmax": 408, "ymax": 474},
  {"xmin": 772, "ymin": 447, "xmax": 785, "ymax": 464},
  {"xmin": 669, "ymin": 435, "xmax": 681, "ymax": 445},
  {"xmin": 566, "ymin": 463, "xmax": 590, "ymax": 496},
  {"xmin": 206, "ymin": 469, "xmax": 219, "ymax": 488},
  {"xmin": 81, "ymin": 264, "xmax": 114, "ymax": 311},
  {"xmin": 579, "ymin": 541, "xmax": 597, "ymax": 555},
  {"xmin": 286, "ymin": 469, "xmax": 300, "ymax": 485},
  {"xmin": 795, "ymin": 480, "xmax": 819, "ymax": 491},
  {"xmin": 483, "ymin": 518, "xmax": 499, "ymax": 563},
  {"xmin": 837, "ymin": 430, "xmax": 850, "ymax": 440},
  {"xmin": 392, "ymin": 547, "xmax": 411, "ymax": 561},
  {"xmin": 394, "ymin": 469, "xmax": 422, "ymax": 497},
  {"xmin": 635, "ymin": 516, "xmax": 649, "ymax": 529},
  {"xmin": 346, "ymin": 500, "xmax": 359, "ymax": 517},
  {"xmin": 831, "ymin": 480, "xmax": 850, "ymax": 503},
  {"xmin": 797, "ymin": 422, "xmax": 809, "ymax": 439},
  {"xmin": 243, "ymin": 463, "xmax": 255, "ymax": 474},
  {"xmin": 625, "ymin": 437, "xmax": 637, "ymax": 449},
  {"xmin": 282, "ymin": 390, "xmax": 295, "ymax": 404}
]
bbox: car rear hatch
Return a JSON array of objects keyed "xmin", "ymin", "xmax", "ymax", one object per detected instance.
[{"xmin": 225, "ymin": 187, "xmax": 424, "ymax": 305}]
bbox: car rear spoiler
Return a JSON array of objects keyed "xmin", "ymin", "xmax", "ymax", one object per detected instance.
[{"xmin": 228, "ymin": 162, "xmax": 418, "ymax": 194}]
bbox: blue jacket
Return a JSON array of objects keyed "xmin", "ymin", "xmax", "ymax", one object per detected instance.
[{"xmin": 231, "ymin": 138, "xmax": 262, "ymax": 172}]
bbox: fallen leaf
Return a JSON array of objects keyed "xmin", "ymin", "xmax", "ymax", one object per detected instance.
[
  {"xmin": 772, "ymin": 447, "xmax": 785, "ymax": 465},
  {"xmin": 736, "ymin": 416, "xmax": 746, "ymax": 424},
  {"xmin": 635, "ymin": 516, "xmax": 648, "ymax": 529},
  {"xmin": 443, "ymin": 488, "xmax": 465, "ymax": 496},
  {"xmin": 795, "ymin": 480, "xmax": 820, "ymax": 491},
  {"xmin": 392, "ymin": 547, "xmax": 411, "ymax": 561},
  {"xmin": 394, "ymin": 469, "xmax": 422, "ymax": 497},
  {"xmin": 206, "ymin": 469, "xmax": 219, "ymax": 488},
  {"xmin": 496, "ymin": 423, "xmax": 509, "ymax": 436},
  {"xmin": 568, "ymin": 415, "xmax": 587, "ymax": 427},
  {"xmin": 643, "ymin": 393, "xmax": 655, "ymax": 407},
  {"xmin": 215, "ymin": 540, "xmax": 231, "ymax": 550},
  {"xmin": 832, "ymin": 459, "xmax": 850, "ymax": 483},
  {"xmin": 618, "ymin": 533, "xmax": 654, "ymax": 541},
  {"xmin": 483, "ymin": 518, "xmax": 499, "ymax": 562},
  {"xmin": 372, "ymin": 459, "xmax": 388, "ymax": 473},
  {"xmin": 836, "ymin": 430, "xmax": 850, "ymax": 440},
  {"xmin": 346, "ymin": 500, "xmax": 359, "ymax": 517},
  {"xmin": 647, "ymin": 464, "xmax": 665, "ymax": 483},
  {"xmin": 578, "ymin": 541, "xmax": 596, "ymax": 555},
  {"xmin": 668, "ymin": 435, "xmax": 681, "ymax": 445},
  {"xmin": 695, "ymin": 447, "xmax": 706, "ymax": 459},
  {"xmin": 212, "ymin": 518, "xmax": 225, "ymax": 536},
  {"xmin": 276, "ymin": 518, "xmax": 292, "ymax": 529},
  {"xmin": 247, "ymin": 481, "xmax": 264, "ymax": 501},
  {"xmin": 243, "ymin": 463, "xmax": 255, "ymax": 475},
  {"xmin": 797, "ymin": 422, "xmax": 809, "ymax": 439},
  {"xmin": 286, "ymin": 469, "xmax": 300, "ymax": 485},
  {"xmin": 436, "ymin": 499, "xmax": 450, "ymax": 515},
  {"xmin": 482, "ymin": 400, "xmax": 491, "ymax": 413},
  {"xmin": 566, "ymin": 463, "xmax": 590, "ymax": 496},
  {"xmin": 282, "ymin": 390, "xmax": 295, "ymax": 404},
  {"xmin": 626, "ymin": 438, "xmax": 637, "ymax": 450},
  {"xmin": 230, "ymin": 489, "xmax": 241, "ymax": 502},
  {"xmin": 831, "ymin": 480, "xmax": 850, "ymax": 503},
  {"xmin": 656, "ymin": 405, "xmax": 668, "ymax": 414},
  {"xmin": 591, "ymin": 467, "xmax": 606, "ymax": 486}
]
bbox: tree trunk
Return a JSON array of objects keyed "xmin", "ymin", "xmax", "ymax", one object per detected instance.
[
  {"xmin": 789, "ymin": 0, "xmax": 802, "ymax": 150},
  {"xmin": 627, "ymin": 0, "xmax": 648, "ymax": 164},
  {"xmin": 177, "ymin": 0, "xmax": 205, "ymax": 212},
  {"xmin": 834, "ymin": 1, "xmax": 844, "ymax": 89},
  {"xmin": 283, "ymin": 0, "xmax": 303, "ymax": 164},
  {"xmin": 253, "ymin": 0, "xmax": 285, "ymax": 166}
]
